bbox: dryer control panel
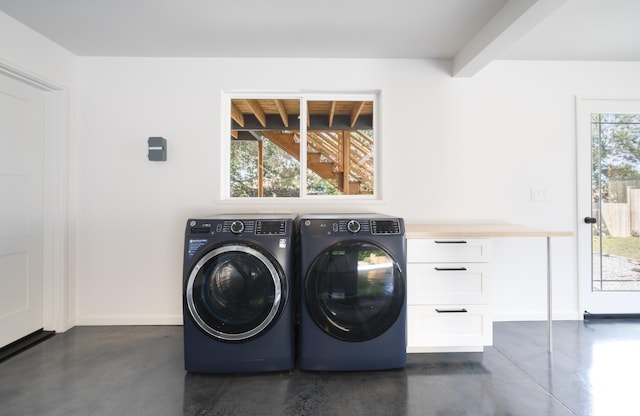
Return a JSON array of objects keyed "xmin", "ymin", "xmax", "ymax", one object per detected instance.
[
  {"xmin": 300, "ymin": 217, "xmax": 403, "ymax": 236},
  {"xmin": 371, "ymin": 219, "xmax": 402, "ymax": 235}
]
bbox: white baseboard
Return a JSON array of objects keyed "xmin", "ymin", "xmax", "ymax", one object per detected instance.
[{"xmin": 74, "ymin": 315, "xmax": 183, "ymax": 326}]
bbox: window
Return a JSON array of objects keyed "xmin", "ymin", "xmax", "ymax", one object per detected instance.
[{"xmin": 223, "ymin": 93, "xmax": 377, "ymax": 199}]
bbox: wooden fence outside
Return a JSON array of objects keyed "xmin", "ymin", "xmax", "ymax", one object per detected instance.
[{"xmin": 601, "ymin": 188, "xmax": 640, "ymax": 237}]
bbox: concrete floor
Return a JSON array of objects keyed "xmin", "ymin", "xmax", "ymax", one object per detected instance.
[{"xmin": 1, "ymin": 320, "xmax": 640, "ymax": 416}]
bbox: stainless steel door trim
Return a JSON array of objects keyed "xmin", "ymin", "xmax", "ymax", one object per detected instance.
[{"xmin": 186, "ymin": 244, "xmax": 283, "ymax": 341}]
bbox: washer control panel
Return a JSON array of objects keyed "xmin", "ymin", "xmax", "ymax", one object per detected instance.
[{"xmin": 186, "ymin": 219, "xmax": 288, "ymax": 235}]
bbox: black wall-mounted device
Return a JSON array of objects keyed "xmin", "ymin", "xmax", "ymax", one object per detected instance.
[{"xmin": 148, "ymin": 137, "xmax": 167, "ymax": 161}]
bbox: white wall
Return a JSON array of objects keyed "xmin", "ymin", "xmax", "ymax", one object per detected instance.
[{"xmin": 73, "ymin": 57, "xmax": 640, "ymax": 325}]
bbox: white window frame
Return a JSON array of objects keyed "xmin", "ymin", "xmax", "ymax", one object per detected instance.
[{"xmin": 219, "ymin": 91, "xmax": 381, "ymax": 202}]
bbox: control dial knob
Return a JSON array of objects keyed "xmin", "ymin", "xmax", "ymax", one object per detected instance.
[
  {"xmin": 347, "ymin": 220, "xmax": 361, "ymax": 233},
  {"xmin": 230, "ymin": 221, "xmax": 245, "ymax": 234}
]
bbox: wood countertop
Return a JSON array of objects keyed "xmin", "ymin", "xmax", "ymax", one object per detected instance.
[{"xmin": 405, "ymin": 223, "xmax": 574, "ymax": 238}]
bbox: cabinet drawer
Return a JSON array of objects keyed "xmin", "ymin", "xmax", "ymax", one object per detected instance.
[
  {"xmin": 407, "ymin": 263, "xmax": 490, "ymax": 305},
  {"xmin": 407, "ymin": 238, "xmax": 491, "ymax": 263},
  {"xmin": 407, "ymin": 305, "xmax": 492, "ymax": 351}
]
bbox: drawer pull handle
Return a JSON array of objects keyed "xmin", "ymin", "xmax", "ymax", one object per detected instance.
[
  {"xmin": 434, "ymin": 240, "xmax": 467, "ymax": 244},
  {"xmin": 435, "ymin": 308, "xmax": 468, "ymax": 313},
  {"xmin": 434, "ymin": 267, "xmax": 467, "ymax": 271}
]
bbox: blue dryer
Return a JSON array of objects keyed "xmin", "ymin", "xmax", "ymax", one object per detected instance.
[
  {"xmin": 297, "ymin": 214, "xmax": 407, "ymax": 371},
  {"xmin": 183, "ymin": 215, "xmax": 295, "ymax": 373}
]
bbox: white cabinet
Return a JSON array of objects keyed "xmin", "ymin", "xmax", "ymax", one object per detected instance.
[{"xmin": 406, "ymin": 238, "xmax": 492, "ymax": 353}]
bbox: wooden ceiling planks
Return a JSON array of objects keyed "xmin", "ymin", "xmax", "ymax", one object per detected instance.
[{"xmin": 231, "ymin": 98, "xmax": 372, "ymax": 128}]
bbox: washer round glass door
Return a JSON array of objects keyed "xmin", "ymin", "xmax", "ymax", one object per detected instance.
[
  {"xmin": 186, "ymin": 244, "xmax": 284, "ymax": 341},
  {"xmin": 304, "ymin": 240, "xmax": 405, "ymax": 342}
]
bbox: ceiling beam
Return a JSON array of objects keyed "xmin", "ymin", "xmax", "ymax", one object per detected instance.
[{"xmin": 452, "ymin": 0, "xmax": 569, "ymax": 78}]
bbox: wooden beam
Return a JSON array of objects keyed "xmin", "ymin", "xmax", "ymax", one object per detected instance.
[
  {"xmin": 452, "ymin": 0, "xmax": 568, "ymax": 77},
  {"xmin": 232, "ymin": 114, "xmax": 301, "ymax": 131},
  {"xmin": 306, "ymin": 114, "xmax": 372, "ymax": 130},
  {"xmin": 261, "ymin": 131, "xmax": 300, "ymax": 160},
  {"xmin": 230, "ymin": 130, "xmax": 238, "ymax": 139},
  {"xmin": 328, "ymin": 101, "xmax": 336, "ymax": 127},
  {"xmin": 342, "ymin": 130, "xmax": 351, "ymax": 193},
  {"xmin": 306, "ymin": 101, "xmax": 311, "ymax": 128},
  {"xmin": 258, "ymin": 139, "xmax": 264, "ymax": 197},
  {"xmin": 350, "ymin": 101, "xmax": 365, "ymax": 128},
  {"xmin": 233, "ymin": 131, "xmax": 260, "ymax": 141},
  {"xmin": 246, "ymin": 99, "xmax": 267, "ymax": 127},
  {"xmin": 231, "ymin": 103, "xmax": 245, "ymax": 127},
  {"xmin": 274, "ymin": 100, "xmax": 289, "ymax": 128}
]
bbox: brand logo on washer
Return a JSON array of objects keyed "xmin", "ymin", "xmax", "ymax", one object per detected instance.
[{"xmin": 279, "ymin": 239, "xmax": 287, "ymax": 248}]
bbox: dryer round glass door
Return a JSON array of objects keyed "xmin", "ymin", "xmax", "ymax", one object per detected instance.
[
  {"xmin": 304, "ymin": 240, "xmax": 405, "ymax": 342},
  {"xmin": 185, "ymin": 244, "xmax": 285, "ymax": 341}
]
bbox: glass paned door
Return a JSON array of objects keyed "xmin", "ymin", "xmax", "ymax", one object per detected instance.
[
  {"xmin": 591, "ymin": 113, "xmax": 640, "ymax": 292},
  {"xmin": 577, "ymin": 98, "xmax": 640, "ymax": 314}
]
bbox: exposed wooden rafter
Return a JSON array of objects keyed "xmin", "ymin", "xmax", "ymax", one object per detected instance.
[
  {"xmin": 328, "ymin": 101, "xmax": 336, "ymax": 127},
  {"xmin": 231, "ymin": 99, "xmax": 373, "ymax": 131},
  {"xmin": 246, "ymin": 99, "xmax": 267, "ymax": 127},
  {"xmin": 274, "ymin": 99, "xmax": 289, "ymax": 128},
  {"xmin": 350, "ymin": 101, "xmax": 365, "ymax": 127},
  {"xmin": 231, "ymin": 103, "xmax": 245, "ymax": 127},
  {"xmin": 258, "ymin": 139, "xmax": 264, "ymax": 197}
]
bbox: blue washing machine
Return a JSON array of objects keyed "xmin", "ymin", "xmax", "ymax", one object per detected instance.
[
  {"xmin": 183, "ymin": 215, "xmax": 295, "ymax": 373},
  {"xmin": 297, "ymin": 214, "xmax": 407, "ymax": 371}
]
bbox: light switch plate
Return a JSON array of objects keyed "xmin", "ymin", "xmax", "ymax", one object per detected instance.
[{"xmin": 531, "ymin": 188, "xmax": 550, "ymax": 201}]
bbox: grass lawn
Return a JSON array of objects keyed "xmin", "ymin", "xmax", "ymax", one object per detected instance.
[{"xmin": 594, "ymin": 236, "xmax": 640, "ymax": 259}]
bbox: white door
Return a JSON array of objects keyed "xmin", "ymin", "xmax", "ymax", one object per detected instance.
[
  {"xmin": 577, "ymin": 97, "xmax": 640, "ymax": 315},
  {"xmin": 0, "ymin": 74, "xmax": 45, "ymax": 347}
]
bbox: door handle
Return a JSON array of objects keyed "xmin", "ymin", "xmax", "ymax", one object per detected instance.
[{"xmin": 584, "ymin": 217, "xmax": 597, "ymax": 224}]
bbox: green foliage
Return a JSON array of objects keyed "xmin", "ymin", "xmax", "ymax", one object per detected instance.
[
  {"xmin": 262, "ymin": 138, "xmax": 300, "ymax": 197},
  {"xmin": 231, "ymin": 137, "xmax": 344, "ymax": 198},
  {"xmin": 230, "ymin": 141, "xmax": 258, "ymax": 197},
  {"xmin": 592, "ymin": 114, "xmax": 640, "ymax": 202},
  {"xmin": 230, "ymin": 138, "xmax": 301, "ymax": 197},
  {"xmin": 306, "ymin": 170, "xmax": 339, "ymax": 195}
]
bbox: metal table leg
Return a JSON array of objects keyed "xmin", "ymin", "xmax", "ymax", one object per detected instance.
[{"xmin": 547, "ymin": 236, "xmax": 552, "ymax": 352}]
